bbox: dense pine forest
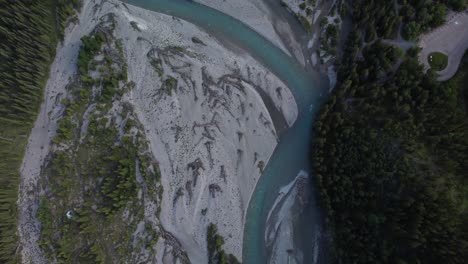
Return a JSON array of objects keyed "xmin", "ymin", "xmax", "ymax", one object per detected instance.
[
  {"xmin": 0, "ymin": 0, "xmax": 78, "ymax": 262},
  {"xmin": 350, "ymin": 0, "xmax": 467, "ymax": 40},
  {"xmin": 312, "ymin": 1, "xmax": 468, "ymax": 263}
]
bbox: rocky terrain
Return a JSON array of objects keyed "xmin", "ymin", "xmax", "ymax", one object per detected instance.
[{"xmin": 18, "ymin": 0, "xmax": 298, "ymax": 262}]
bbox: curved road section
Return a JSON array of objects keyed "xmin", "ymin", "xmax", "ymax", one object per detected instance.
[{"xmin": 419, "ymin": 11, "xmax": 468, "ymax": 81}]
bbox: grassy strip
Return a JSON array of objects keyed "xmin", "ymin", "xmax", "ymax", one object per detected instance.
[
  {"xmin": 428, "ymin": 52, "xmax": 448, "ymax": 71},
  {"xmin": 0, "ymin": 1, "xmax": 77, "ymax": 262}
]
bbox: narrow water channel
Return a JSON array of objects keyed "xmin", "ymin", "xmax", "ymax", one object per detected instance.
[{"xmin": 123, "ymin": 0, "xmax": 329, "ymax": 263}]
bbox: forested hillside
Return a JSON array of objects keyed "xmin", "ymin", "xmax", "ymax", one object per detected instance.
[
  {"xmin": 312, "ymin": 1, "xmax": 468, "ymax": 263},
  {"xmin": 349, "ymin": 0, "xmax": 466, "ymax": 40},
  {"xmin": 0, "ymin": 0, "xmax": 78, "ymax": 262}
]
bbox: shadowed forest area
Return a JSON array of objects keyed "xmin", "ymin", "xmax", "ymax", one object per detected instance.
[
  {"xmin": 349, "ymin": 0, "xmax": 467, "ymax": 40},
  {"xmin": 312, "ymin": 1, "xmax": 468, "ymax": 263},
  {"xmin": 0, "ymin": 0, "xmax": 78, "ymax": 262}
]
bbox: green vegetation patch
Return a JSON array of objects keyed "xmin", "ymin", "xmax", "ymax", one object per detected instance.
[
  {"xmin": 162, "ymin": 76, "xmax": 178, "ymax": 96},
  {"xmin": 150, "ymin": 57, "xmax": 164, "ymax": 76},
  {"xmin": 297, "ymin": 15, "xmax": 312, "ymax": 33},
  {"xmin": 428, "ymin": 52, "xmax": 448, "ymax": 71},
  {"xmin": 206, "ymin": 224, "xmax": 240, "ymax": 264}
]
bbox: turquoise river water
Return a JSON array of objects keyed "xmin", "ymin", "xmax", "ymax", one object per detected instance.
[{"xmin": 124, "ymin": 0, "xmax": 328, "ymax": 263}]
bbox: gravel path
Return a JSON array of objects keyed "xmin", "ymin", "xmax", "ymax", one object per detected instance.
[{"xmin": 419, "ymin": 11, "xmax": 468, "ymax": 81}]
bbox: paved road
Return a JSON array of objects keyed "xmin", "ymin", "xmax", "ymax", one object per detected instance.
[{"xmin": 419, "ymin": 11, "xmax": 468, "ymax": 81}]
